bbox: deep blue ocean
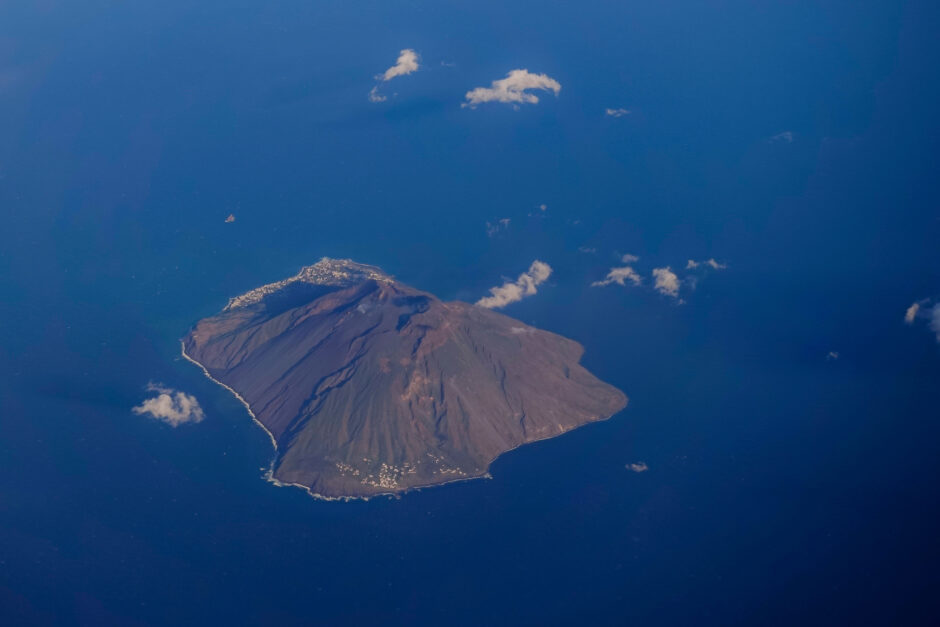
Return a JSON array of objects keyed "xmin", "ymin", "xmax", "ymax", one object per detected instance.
[{"xmin": 1, "ymin": 1, "xmax": 939, "ymax": 624}]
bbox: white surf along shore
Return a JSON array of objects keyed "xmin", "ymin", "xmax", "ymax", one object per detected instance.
[
  {"xmin": 179, "ymin": 336, "xmax": 610, "ymax": 502},
  {"xmin": 180, "ymin": 340, "xmax": 374, "ymax": 502}
]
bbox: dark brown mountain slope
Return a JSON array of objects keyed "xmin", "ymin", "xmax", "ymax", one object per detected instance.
[{"xmin": 182, "ymin": 259, "xmax": 626, "ymax": 499}]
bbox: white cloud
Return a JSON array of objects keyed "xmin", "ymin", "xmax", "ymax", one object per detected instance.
[
  {"xmin": 904, "ymin": 300, "xmax": 940, "ymax": 342},
  {"xmin": 132, "ymin": 383, "xmax": 205, "ymax": 427},
  {"xmin": 626, "ymin": 462, "xmax": 648, "ymax": 473},
  {"xmin": 592, "ymin": 266, "xmax": 642, "ymax": 288},
  {"xmin": 380, "ymin": 49, "xmax": 419, "ymax": 81},
  {"xmin": 476, "ymin": 260, "xmax": 552, "ymax": 309},
  {"xmin": 770, "ymin": 131, "xmax": 794, "ymax": 143},
  {"xmin": 368, "ymin": 86, "xmax": 387, "ymax": 103},
  {"xmin": 652, "ymin": 267, "xmax": 680, "ymax": 298},
  {"xmin": 591, "ymin": 258, "xmax": 724, "ymax": 301},
  {"xmin": 578, "ymin": 246, "xmax": 597, "ymax": 254},
  {"xmin": 827, "ymin": 351, "xmax": 840, "ymax": 361},
  {"xmin": 369, "ymin": 49, "xmax": 419, "ymax": 102},
  {"xmin": 606, "ymin": 108, "xmax": 630, "ymax": 118},
  {"xmin": 687, "ymin": 258, "xmax": 726, "ymax": 270},
  {"xmin": 463, "ymin": 69, "xmax": 561, "ymax": 108}
]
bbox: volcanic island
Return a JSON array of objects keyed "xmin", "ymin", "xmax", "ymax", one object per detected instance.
[{"xmin": 182, "ymin": 258, "xmax": 626, "ymax": 500}]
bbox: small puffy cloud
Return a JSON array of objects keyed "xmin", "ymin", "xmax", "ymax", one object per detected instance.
[
  {"xmin": 770, "ymin": 131, "xmax": 794, "ymax": 143},
  {"xmin": 681, "ymin": 258, "xmax": 727, "ymax": 297},
  {"xmin": 369, "ymin": 49, "xmax": 419, "ymax": 102},
  {"xmin": 687, "ymin": 258, "xmax": 727, "ymax": 270},
  {"xmin": 606, "ymin": 108, "xmax": 630, "ymax": 118},
  {"xmin": 592, "ymin": 258, "xmax": 724, "ymax": 301},
  {"xmin": 463, "ymin": 69, "xmax": 561, "ymax": 108},
  {"xmin": 224, "ymin": 213, "xmax": 235, "ymax": 223},
  {"xmin": 826, "ymin": 351, "xmax": 840, "ymax": 361},
  {"xmin": 133, "ymin": 383, "xmax": 205, "ymax": 427},
  {"xmin": 592, "ymin": 266, "xmax": 642, "ymax": 288},
  {"xmin": 578, "ymin": 246, "xmax": 597, "ymax": 254},
  {"xmin": 904, "ymin": 300, "xmax": 940, "ymax": 342},
  {"xmin": 626, "ymin": 462, "xmax": 648, "ymax": 473},
  {"xmin": 380, "ymin": 49, "xmax": 419, "ymax": 81},
  {"xmin": 652, "ymin": 267, "xmax": 680, "ymax": 298},
  {"xmin": 476, "ymin": 260, "xmax": 552, "ymax": 309},
  {"xmin": 368, "ymin": 86, "xmax": 386, "ymax": 103}
]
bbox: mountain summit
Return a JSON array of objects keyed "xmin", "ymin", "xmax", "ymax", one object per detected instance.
[{"xmin": 183, "ymin": 259, "xmax": 627, "ymax": 499}]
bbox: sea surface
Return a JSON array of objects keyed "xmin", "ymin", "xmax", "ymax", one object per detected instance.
[{"xmin": 1, "ymin": 1, "xmax": 939, "ymax": 624}]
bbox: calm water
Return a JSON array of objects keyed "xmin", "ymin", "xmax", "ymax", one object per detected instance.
[{"xmin": 1, "ymin": 1, "xmax": 939, "ymax": 624}]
